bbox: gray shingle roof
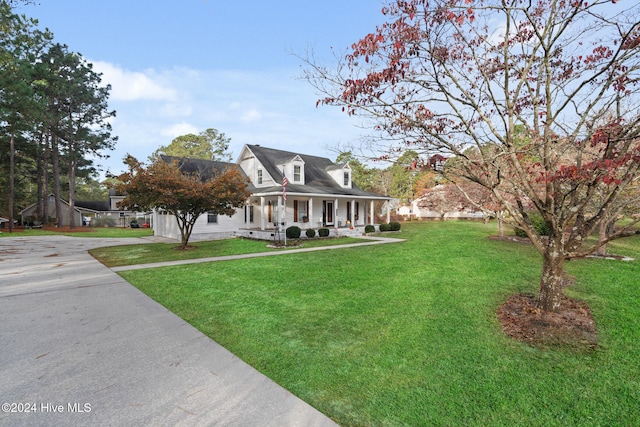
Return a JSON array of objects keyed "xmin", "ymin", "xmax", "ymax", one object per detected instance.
[
  {"xmin": 245, "ymin": 145, "xmax": 388, "ymax": 199},
  {"xmin": 160, "ymin": 155, "xmax": 255, "ymax": 190},
  {"xmin": 75, "ymin": 201, "xmax": 111, "ymax": 211}
]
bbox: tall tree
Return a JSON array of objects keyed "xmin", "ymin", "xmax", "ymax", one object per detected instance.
[
  {"xmin": 60, "ymin": 50, "xmax": 115, "ymax": 228},
  {"xmin": 38, "ymin": 43, "xmax": 116, "ymax": 228},
  {"xmin": 0, "ymin": 1, "xmax": 51, "ymax": 230},
  {"xmin": 116, "ymin": 155, "xmax": 250, "ymax": 249},
  {"xmin": 305, "ymin": 0, "xmax": 640, "ymax": 312},
  {"xmin": 153, "ymin": 128, "xmax": 232, "ymax": 162}
]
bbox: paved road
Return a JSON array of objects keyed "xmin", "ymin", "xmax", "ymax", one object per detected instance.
[{"xmin": 0, "ymin": 235, "xmax": 338, "ymax": 427}]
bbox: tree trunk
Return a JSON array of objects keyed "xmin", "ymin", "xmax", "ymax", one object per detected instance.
[
  {"xmin": 42, "ymin": 139, "xmax": 50, "ymax": 225},
  {"xmin": 68, "ymin": 149, "xmax": 76, "ymax": 229},
  {"xmin": 596, "ymin": 220, "xmax": 608, "ymax": 256},
  {"xmin": 536, "ymin": 242, "xmax": 566, "ymax": 312},
  {"xmin": 36, "ymin": 141, "xmax": 44, "ymax": 222},
  {"xmin": 497, "ymin": 211, "xmax": 505, "ymax": 238},
  {"xmin": 596, "ymin": 219, "xmax": 616, "ymax": 256},
  {"xmin": 175, "ymin": 214, "xmax": 196, "ymax": 249},
  {"xmin": 9, "ymin": 135, "xmax": 15, "ymax": 233},
  {"xmin": 51, "ymin": 133, "xmax": 62, "ymax": 227}
]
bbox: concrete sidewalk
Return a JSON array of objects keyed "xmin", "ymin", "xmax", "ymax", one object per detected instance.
[
  {"xmin": 112, "ymin": 235, "xmax": 404, "ymax": 272},
  {"xmin": 0, "ymin": 235, "xmax": 340, "ymax": 426}
]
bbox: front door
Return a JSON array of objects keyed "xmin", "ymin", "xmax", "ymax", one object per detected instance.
[{"xmin": 325, "ymin": 201, "xmax": 334, "ymax": 226}]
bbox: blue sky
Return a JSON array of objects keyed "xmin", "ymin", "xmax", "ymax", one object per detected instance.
[{"xmin": 18, "ymin": 0, "xmax": 387, "ymax": 177}]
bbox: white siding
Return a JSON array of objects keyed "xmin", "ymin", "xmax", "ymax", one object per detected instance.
[{"xmin": 153, "ymin": 208, "xmax": 246, "ymax": 241}]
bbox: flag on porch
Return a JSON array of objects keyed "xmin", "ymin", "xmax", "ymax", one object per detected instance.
[{"xmin": 282, "ymin": 169, "xmax": 288, "ymax": 201}]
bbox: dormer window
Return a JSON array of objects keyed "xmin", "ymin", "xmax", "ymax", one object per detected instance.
[
  {"xmin": 343, "ymin": 171, "xmax": 350, "ymax": 186},
  {"xmin": 290, "ymin": 155, "xmax": 305, "ymax": 184},
  {"xmin": 257, "ymin": 169, "xmax": 263, "ymax": 184}
]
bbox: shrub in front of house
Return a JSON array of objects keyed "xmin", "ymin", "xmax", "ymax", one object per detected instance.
[
  {"xmin": 318, "ymin": 228, "xmax": 330, "ymax": 237},
  {"xmin": 305, "ymin": 228, "xmax": 316, "ymax": 238},
  {"xmin": 390, "ymin": 221, "xmax": 401, "ymax": 231},
  {"xmin": 364, "ymin": 224, "xmax": 375, "ymax": 233},
  {"xmin": 286, "ymin": 226, "xmax": 302, "ymax": 239},
  {"xmin": 379, "ymin": 223, "xmax": 391, "ymax": 232}
]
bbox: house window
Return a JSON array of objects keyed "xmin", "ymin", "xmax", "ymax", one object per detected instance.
[
  {"xmin": 343, "ymin": 172, "xmax": 350, "ymax": 186},
  {"xmin": 207, "ymin": 212, "xmax": 218, "ymax": 224},
  {"xmin": 294, "ymin": 165, "xmax": 301, "ymax": 182},
  {"xmin": 257, "ymin": 169, "xmax": 263, "ymax": 184},
  {"xmin": 294, "ymin": 200, "xmax": 308, "ymax": 222}
]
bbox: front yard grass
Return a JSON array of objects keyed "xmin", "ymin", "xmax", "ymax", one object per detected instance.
[
  {"xmin": 0, "ymin": 227, "xmax": 154, "ymax": 238},
  {"xmin": 90, "ymin": 236, "xmax": 365, "ymax": 267},
  {"xmin": 115, "ymin": 221, "xmax": 640, "ymax": 426}
]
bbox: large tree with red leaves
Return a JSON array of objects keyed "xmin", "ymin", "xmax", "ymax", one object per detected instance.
[
  {"xmin": 116, "ymin": 155, "xmax": 250, "ymax": 249},
  {"xmin": 304, "ymin": 0, "xmax": 640, "ymax": 312}
]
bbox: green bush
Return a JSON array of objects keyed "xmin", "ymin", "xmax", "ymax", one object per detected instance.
[
  {"xmin": 286, "ymin": 226, "xmax": 302, "ymax": 239},
  {"xmin": 390, "ymin": 221, "xmax": 401, "ymax": 231},
  {"xmin": 364, "ymin": 225, "xmax": 375, "ymax": 233},
  {"xmin": 514, "ymin": 212, "xmax": 551, "ymax": 238},
  {"xmin": 305, "ymin": 228, "xmax": 316, "ymax": 238},
  {"xmin": 379, "ymin": 223, "xmax": 391, "ymax": 232},
  {"xmin": 318, "ymin": 228, "xmax": 330, "ymax": 237}
]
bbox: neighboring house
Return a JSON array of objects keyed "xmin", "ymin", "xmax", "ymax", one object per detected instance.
[
  {"xmin": 408, "ymin": 194, "xmax": 486, "ymax": 220},
  {"xmin": 76, "ymin": 190, "xmax": 152, "ymax": 227},
  {"xmin": 19, "ymin": 192, "xmax": 147, "ymax": 227},
  {"xmin": 153, "ymin": 144, "xmax": 392, "ymax": 241},
  {"xmin": 0, "ymin": 217, "xmax": 14, "ymax": 229},
  {"xmin": 19, "ymin": 194, "xmax": 83, "ymax": 227}
]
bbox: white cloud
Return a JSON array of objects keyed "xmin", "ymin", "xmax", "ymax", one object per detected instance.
[
  {"xmin": 160, "ymin": 122, "xmax": 199, "ymax": 138},
  {"xmin": 92, "ymin": 61, "xmax": 178, "ymax": 101},
  {"xmin": 95, "ymin": 65, "xmax": 367, "ymax": 178}
]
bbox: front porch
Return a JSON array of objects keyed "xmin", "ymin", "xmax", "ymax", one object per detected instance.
[{"xmin": 242, "ymin": 194, "xmax": 390, "ymax": 234}]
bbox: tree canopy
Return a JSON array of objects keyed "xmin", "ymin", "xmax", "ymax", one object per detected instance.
[
  {"xmin": 1, "ymin": 2, "xmax": 116, "ymax": 228},
  {"xmin": 116, "ymin": 155, "xmax": 250, "ymax": 249},
  {"xmin": 305, "ymin": 0, "xmax": 640, "ymax": 312},
  {"xmin": 153, "ymin": 128, "xmax": 232, "ymax": 162}
]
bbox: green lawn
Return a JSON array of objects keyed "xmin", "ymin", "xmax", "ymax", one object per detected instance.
[
  {"xmin": 0, "ymin": 227, "xmax": 154, "ymax": 238},
  {"xmin": 114, "ymin": 221, "xmax": 640, "ymax": 427},
  {"xmin": 90, "ymin": 235, "xmax": 365, "ymax": 267}
]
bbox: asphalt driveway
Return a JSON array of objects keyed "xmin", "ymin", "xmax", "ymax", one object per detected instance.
[{"xmin": 0, "ymin": 235, "xmax": 337, "ymax": 426}]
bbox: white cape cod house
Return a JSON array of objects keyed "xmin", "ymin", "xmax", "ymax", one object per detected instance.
[{"xmin": 153, "ymin": 144, "xmax": 391, "ymax": 241}]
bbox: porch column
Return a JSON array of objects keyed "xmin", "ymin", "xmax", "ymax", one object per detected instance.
[
  {"xmin": 387, "ymin": 203, "xmax": 391, "ymax": 223},
  {"xmin": 349, "ymin": 199, "xmax": 356, "ymax": 226},
  {"xmin": 308, "ymin": 198, "xmax": 313, "ymax": 226},
  {"xmin": 370, "ymin": 200, "xmax": 374, "ymax": 225},
  {"xmin": 260, "ymin": 197, "xmax": 266, "ymax": 230},
  {"xmin": 334, "ymin": 198, "xmax": 339, "ymax": 227}
]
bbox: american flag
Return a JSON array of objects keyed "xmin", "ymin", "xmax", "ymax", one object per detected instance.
[{"xmin": 282, "ymin": 170, "xmax": 288, "ymax": 201}]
